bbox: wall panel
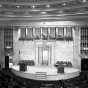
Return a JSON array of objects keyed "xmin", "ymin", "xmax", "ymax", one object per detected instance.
[{"xmin": 0, "ymin": 26, "xmax": 4, "ymax": 67}]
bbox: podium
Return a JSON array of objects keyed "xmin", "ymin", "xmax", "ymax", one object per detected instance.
[
  {"xmin": 5, "ymin": 56, "xmax": 9, "ymax": 69},
  {"xmin": 81, "ymin": 59, "xmax": 88, "ymax": 71},
  {"xmin": 19, "ymin": 63, "xmax": 27, "ymax": 71},
  {"xmin": 57, "ymin": 66, "xmax": 64, "ymax": 73}
]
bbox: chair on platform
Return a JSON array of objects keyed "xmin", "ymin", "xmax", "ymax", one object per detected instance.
[
  {"xmin": 57, "ymin": 66, "xmax": 64, "ymax": 73},
  {"xmin": 18, "ymin": 60, "xmax": 35, "ymax": 66},
  {"xmin": 54, "ymin": 61, "xmax": 72, "ymax": 68},
  {"xmin": 19, "ymin": 63, "xmax": 27, "ymax": 71}
]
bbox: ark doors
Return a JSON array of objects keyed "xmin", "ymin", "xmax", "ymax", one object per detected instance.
[{"xmin": 38, "ymin": 45, "xmax": 51, "ymax": 66}]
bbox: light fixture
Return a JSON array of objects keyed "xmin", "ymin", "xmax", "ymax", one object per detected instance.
[
  {"xmin": 16, "ymin": 5, "xmax": 20, "ymax": 8},
  {"xmin": 46, "ymin": 4, "xmax": 50, "ymax": 8},
  {"xmin": 82, "ymin": 0, "xmax": 86, "ymax": 3},
  {"xmin": 32, "ymin": 5, "xmax": 35, "ymax": 8},
  {"xmin": 58, "ymin": 10, "xmax": 63, "ymax": 13},
  {"xmin": 62, "ymin": 2, "xmax": 66, "ymax": 6},
  {"xmin": 0, "ymin": 4, "xmax": 2, "ymax": 7},
  {"xmin": 5, "ymin": 46, "xmax": 12, "ymax": 49},
  {"xmin": 41, "ymin": 11, "xmax": 47, "ymax": 14}
]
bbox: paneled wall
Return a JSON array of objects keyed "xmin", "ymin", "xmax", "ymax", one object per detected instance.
[
  {"xmin": 73, "ymin": 27, "xmax": 81, "ymax": 69},
  {"xmin": 13, "ymin": 31, "xmax": 35, "ymax": 63},
  {"xmin": 55, "ymin": 41, "xmax": 73, "ymax": 63},
  {"xmin": 0, "ymin": 26, "xmax": 4, "ymax": 67},
  {"xmin": 0, "ymin": 21, "xmax": 81, "ymax": 69},
  {"xmin": 12, "ymin": 23, "xmax": 80, "ymax": 69}
]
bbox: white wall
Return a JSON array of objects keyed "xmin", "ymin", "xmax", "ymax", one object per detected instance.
[
  {"xmin": 55, "ymin": 41, "xmax": 73, "ymax": 63},
  {"xmin": 13, "ymin": 21, "xmax": 80, "ymax": 69},
  {"xmin": 13, "ymin": 29, "xmax": 35, "ymax": 64}
]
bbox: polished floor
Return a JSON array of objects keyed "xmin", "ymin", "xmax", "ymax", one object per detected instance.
[
  {"xmin": 0, "ymin": 68, "xmax": 88, "ymax": 88},
  {"xmin": 11, "ymin": 65, "xmax": 80, "ymax": 80}
]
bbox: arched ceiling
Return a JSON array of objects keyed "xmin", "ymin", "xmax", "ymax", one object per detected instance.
[{"xmin": 0, "ymin": 0, "xmax": 88, "ymax": 21}]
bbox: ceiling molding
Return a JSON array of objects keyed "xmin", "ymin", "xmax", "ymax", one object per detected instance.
[
  {"xmin": 0, "ymin": 13, "xmax": 88, "ymax": 21},
  {"xmin": 0, "ymin": 1, "xmax": 88, "ymax": 11},
  {"xmin": 0, "ymin": 0, "xmax": 88, "ymax": 21},
  {"xmin": 0, "ymin": 1, "xmax": 88, "ymax": 16},
  {"xmin": 0, "ymin": 0, "xmax": 74, "ymax": 5}
]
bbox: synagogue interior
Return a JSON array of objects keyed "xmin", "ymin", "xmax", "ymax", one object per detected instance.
[{"xmin": 0, "ymin": 0, "xmax": 88, "ymax": 88}]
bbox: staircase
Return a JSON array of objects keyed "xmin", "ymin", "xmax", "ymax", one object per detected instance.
[{"xmin": 35, "ymin": 72, "xmax": 47, "ymax": 80}]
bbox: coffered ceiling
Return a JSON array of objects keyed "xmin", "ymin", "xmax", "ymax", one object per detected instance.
[{"xmin": 0, "ymin": 0, "xmax": 88, "ymax": 21}]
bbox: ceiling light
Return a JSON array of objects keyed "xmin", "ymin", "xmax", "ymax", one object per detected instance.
[
  {"xmin": 58, "ymin": 10, "xmax": 63, "ymax": 13},
  {"xmin": 0, "ymin": 4, "xmax": 2, "ymax": 7},
  {"xmin": 16, "ymin": 5, "xmax": 20, "ymax": 8},
  {"xmin": 32, "ymin": 5, "xmax": 35, "ymax": 8},
  {"xmin": 82, "ymin": 0, "xmax": 86, "ymax": 2},
  {"xmin": 41, "ymin": 11, "xmax": 47, "ymax": 14},
  {"xmin": 46, "ymin": 4, "xmax": 50, "ymax": 8},
  {"xmin": 62, "ymin": 3, "xmax": 66, "ymax": 6}
]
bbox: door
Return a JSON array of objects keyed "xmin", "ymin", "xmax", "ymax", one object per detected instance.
[{"xmin": 38, "ymin": 45, "xmax": 51, "ymax": 66}]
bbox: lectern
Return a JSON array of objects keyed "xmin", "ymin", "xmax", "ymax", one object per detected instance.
[
  {"xmin": 19, "ymin": 63, "xmax": 27, "ymax": 71},
  {"xmin": 5, "ymin": 56, "xmax": 9, "ymax": 69}
]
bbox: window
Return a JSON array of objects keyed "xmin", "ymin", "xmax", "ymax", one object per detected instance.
[
  {"xmin": 65, "ymin": 27, "xmax": 73, "ymax": 40},
  {"xmin": 26, "ymin": 28, "xmax": 33, "ymax": 40},
  {"xmin": 19, "ymin": 27, "xmax": 33, "ymax": 40},
  {"xmin": 20, "ymin": 28, "xmax": 26, "ymax": 39},
  {"xmin": 49, "ymin": 27, "xmax": 56, "ymax": 39},
  {"xmin": 56, "ymin": 27, "xmax": 64, "ymax": 40},
  {"xmin": 42, "ymin": 27, "xmax": 48, "ymax": 40},
  {"xmin": 4, "ymin": 27, "xmax": 13, "ymax": 56},
  {"xmin": 34, "ymin": 27, "xmax": 41, "ymax": 40},
  {"xmin": 81, "ymin": 27, "xmax": 88, "ymax": 58},
  {"xmin": 19, "ymin": 27, "xmax": 73, "ymax": 41}
]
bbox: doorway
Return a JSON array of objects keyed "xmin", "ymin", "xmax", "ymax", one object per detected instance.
[{"xmin": 38, "ymin": 45, "xmax": 51, "ymax": 66}]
